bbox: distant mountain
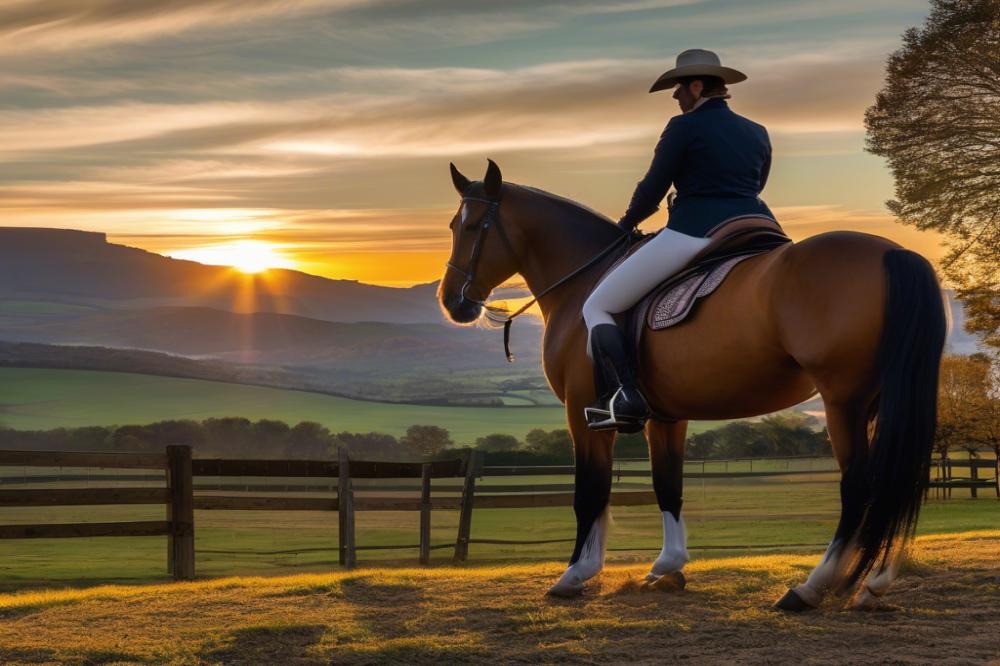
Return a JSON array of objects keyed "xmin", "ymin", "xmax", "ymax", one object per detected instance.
[
  {"xmin": 0, "ymin": 228, "xmax": 443, "ymax": 324},
  {"xmin": 0, "ymin": 303, "xmax": 537, "ymax": 367}
]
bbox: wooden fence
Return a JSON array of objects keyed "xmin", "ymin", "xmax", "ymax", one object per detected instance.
[
  {"xmin": 0, "ymin": 446, "xmax": 195, "ymax": 579},
  {"xmin": 928, "ymin": 456, "xmax": 1000, "ymax": 499},
  {"xmin": 0, "ymin": 448, "xmax": 995, "ymax": 581},
  {"xmin": 0, "ymin": 446, "xmax": 482, "ymax": 579}
]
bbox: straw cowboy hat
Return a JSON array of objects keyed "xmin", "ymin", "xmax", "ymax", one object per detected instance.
[{"xmin": 649, "ymin": 49, "xmax": 747, "ymax": 93}]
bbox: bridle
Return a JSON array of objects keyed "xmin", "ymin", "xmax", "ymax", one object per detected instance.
[
  {"xmin": 445, "ymin": 195, "xmax": 513, "ymax": 307},
  {"xmin": 446, "ymin": 191, "xmax": 630, "ymax": 362}
]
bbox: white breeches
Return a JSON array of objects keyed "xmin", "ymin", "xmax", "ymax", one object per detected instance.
[{"xmin": 582, "ymin": 228, "xmax": 712, "ymax": 335}]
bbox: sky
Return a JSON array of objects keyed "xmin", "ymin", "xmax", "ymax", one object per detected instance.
[{"xmin": 0, "ymin": 0, "xmax": 945, "ymax": 285}]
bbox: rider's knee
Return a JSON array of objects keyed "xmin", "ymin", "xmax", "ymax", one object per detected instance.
[{"xmin": 582, "ymin": 294, "xmax": 611, "ymax": 332}]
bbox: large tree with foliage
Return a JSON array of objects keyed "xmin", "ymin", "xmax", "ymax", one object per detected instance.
[{"xmin": 865, "ymin": 0, "xmax": 1000, "ymax": 351}]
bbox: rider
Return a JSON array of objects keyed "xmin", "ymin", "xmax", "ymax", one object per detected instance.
[{"xmin": 583, "ymin": 49, "xmax": 777, "ymax": 431}]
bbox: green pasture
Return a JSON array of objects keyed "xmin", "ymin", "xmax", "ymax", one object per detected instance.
[
  {"xmin": 0, "ymin": 469, "xmax": 994, "ymax": 590},
  {"xmin": 0, "ymin": 368, "xmax": 722, "ymax": 442}
]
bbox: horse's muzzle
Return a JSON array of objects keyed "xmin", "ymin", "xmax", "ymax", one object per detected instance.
[{"xmin": 442, "ymin": 294, "xmax": 482, "ymax": 324}]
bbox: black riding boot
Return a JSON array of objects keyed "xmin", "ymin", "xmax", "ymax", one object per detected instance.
[{"xmin": 584, "ymin": 323, "xmax": 650, "ymax": 433}]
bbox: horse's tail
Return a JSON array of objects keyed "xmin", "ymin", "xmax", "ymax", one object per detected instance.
[{"xmin": 847, "ymin": 248, "xmax": 946, "ymax": 586}]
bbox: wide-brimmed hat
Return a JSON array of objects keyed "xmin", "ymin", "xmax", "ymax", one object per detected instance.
[{"xmin": 649, "ymin": 49, "xmax": 747, "ymax": 93}]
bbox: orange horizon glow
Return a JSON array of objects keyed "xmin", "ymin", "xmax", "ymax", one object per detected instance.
[{"xmin": 168, "ymin": 240, "xmax": 297, "ymax": 275}]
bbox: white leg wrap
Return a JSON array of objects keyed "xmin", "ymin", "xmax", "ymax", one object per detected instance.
[
  {"xmin": 554, "ymin": 507, "xmax": 609, "ymax": 590},
  {"xmin": 650, "ymin": 512, "xmax": 689, "ymax": 577},
  {"xmin": 852, "ymin": 552, "xmax": 903, "ymax": 609},
  {"xmin": 794, "ymin": 540, "xmax": 847, "ymax": 607}
]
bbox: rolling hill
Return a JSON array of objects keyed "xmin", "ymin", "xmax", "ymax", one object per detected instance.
[{"xmin": 0, "ymin": 227, "xmax": 443, "ymax": 324}]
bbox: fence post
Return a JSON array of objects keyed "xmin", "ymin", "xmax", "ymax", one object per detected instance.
[
  {"xmin": 994, "ymin": 451, "xmax": 999, "ymax": 499},
  {"xmin": 454, "ymin": 450, "xmax": 481, "ymax": 563},
  {"xmin": 970, "ymin": 455, "xmax": 979, "ymax": 499},
  {"xmin": 166, "ymin": 445, "xmax": 195, "ymax": 581},
  {"xmin": 338, "ymin": 448, "xmax": 356, "ymax": 569},
  {"xmin": 946, "ymin": 456, "xmax": 953, "ymax": 499},
  {"xmin": 419, "ymin": 463, "xmax": 432, "ymax": 565}
]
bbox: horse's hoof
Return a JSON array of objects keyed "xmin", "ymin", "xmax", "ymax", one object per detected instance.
[
  {"xmin": 641, "ymin": 571, "xmax": 686, "ymax": 592},
  {"xmin": 547, "ymin": 579, "xmax": 584, "ymax": 598},
  {"xmin": 773, "ymin": 588, "xmax": 814, "ymax": 612},
  {"xmin": 850, "ymin": 588, "xmax": 898, "ymax": 612}
]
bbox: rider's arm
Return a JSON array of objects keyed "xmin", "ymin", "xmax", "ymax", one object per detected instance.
[
  {"xmin": 760, "ymin": 133, "xmax": 772, "ymax": 192},
  {"xmin": 618, "ymin": 116, "xmax": 687, "ymax": 231}
]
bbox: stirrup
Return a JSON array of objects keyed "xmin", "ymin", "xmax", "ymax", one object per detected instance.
[{"xmin": 584, "ymin": 387, "xmax": 648, "ymax": 433}]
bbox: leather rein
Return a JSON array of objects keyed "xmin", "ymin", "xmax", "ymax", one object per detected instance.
[{"xmin": 446, "ymin": 193, "xmax": 630, "ymax": 362}]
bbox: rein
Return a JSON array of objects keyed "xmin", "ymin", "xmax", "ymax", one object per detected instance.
[{"xmin": 447, "ymin": 193, "xmax": 630, "ymax": 362}]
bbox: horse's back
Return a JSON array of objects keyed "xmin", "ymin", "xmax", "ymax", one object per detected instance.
[{"xmin": 640, "ymin": 231, "xmax": 899, "ymax": 418}]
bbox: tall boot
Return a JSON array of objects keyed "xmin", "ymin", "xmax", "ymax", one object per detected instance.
[{"xmin": 584, "ymin": 323, "xmax": 650, "ymax": 433}]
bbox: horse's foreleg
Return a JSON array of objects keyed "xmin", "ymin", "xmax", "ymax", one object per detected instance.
[
  {"xmin": 644, "ymin": 419, "xmax": 689, "ymax": 591},
  {"xmin": 776, "ymin": 402, "xmax": 870, "ymax": 611},
  {"xmin": 547, "ymin": 407, "xmax": 614, "ymax": 598}
]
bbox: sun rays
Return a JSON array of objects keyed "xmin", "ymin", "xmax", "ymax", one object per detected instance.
[{"xmin": 169, "ymin": 239, "xmax": 296, "ymax": 274}]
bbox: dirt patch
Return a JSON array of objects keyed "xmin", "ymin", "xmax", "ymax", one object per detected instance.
[{"xmin": 0, "ymin": 532, "xmax": 997, "ymax": 665}]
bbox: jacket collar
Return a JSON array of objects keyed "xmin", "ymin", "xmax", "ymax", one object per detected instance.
[{"xmin": 691, "ymin": 96, "xmax": 728, "ymax": 113}]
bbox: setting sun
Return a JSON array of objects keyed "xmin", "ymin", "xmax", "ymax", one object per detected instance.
[{"xmin": 169, "ymin": 240, "xmax": 296, "ymax": 273}]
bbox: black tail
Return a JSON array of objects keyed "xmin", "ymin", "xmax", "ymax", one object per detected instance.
[{"xmin": 847, "ymin": 249, "xmax": 946, "ymax": 585}]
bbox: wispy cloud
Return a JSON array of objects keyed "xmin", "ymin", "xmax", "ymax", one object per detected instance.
[{"xmin": 0, "ymin": 0, "xmax": 941, "ymax": 283}]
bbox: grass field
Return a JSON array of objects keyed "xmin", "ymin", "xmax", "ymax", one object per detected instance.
[
  {"xmin": 0, "ymin": 367, "xmax": 572, "ymax": 442},
  {"xmin": 0, "ymin": 368, "xmax": 729, "ymax": 442},
  {"xmin": 0, "ymin": 468, "xmax": 994, "ymax": 590},
  {"xmin": 0, "ymin": 531, "xmax": 996, "ymax": 664}
]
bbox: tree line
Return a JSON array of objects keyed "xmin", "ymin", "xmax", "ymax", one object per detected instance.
[{"xmin": 0, "ymin": 411, "xmax": 829, "ymax": 463}]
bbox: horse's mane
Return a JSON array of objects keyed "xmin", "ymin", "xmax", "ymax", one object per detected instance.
[{"xmin": 512, "ymin": 184, "xmax": 619, "ymax": 229}]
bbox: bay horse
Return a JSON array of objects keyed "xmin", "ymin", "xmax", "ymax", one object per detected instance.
[{"xmin": 438, "ymin": 160, "xmax": 945, "ymax": 610}]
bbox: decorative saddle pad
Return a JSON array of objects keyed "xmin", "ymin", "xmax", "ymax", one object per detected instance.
[
  {"xmin": 644, "ymin": 252, "xmax": 763, "ymax": 329},
  {"xmin": 596, "ymin": 219, "xmax": 791, "ymax": 344}
]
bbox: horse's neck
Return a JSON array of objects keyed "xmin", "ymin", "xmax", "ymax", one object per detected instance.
[{"xmin": 509, "ymin": 192, "xmax": 621, "ymax": 323}]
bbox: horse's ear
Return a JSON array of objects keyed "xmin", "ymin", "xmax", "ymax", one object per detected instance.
[
  {"xmin": 484, "ymin": 159, "xmax": 502, "ymax": 199},
  {"xmin": 450, "ymin": 162, "xmax": 471, "ymax": 195}
]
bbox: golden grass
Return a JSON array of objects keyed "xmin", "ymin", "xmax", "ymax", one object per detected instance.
[{"xmin": 0, "ymin": 531, "xmax": 997, "ymax": 665}]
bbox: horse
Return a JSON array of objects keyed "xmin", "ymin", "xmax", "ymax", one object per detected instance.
[{"xmin": 438, "ymin": 160, "xmax": 945, "ymax": 610}]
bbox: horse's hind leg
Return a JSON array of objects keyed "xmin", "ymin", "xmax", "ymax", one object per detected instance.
[
  {"xmin": 775, "ymin": 401, "xmax": 870, "ymax": 611},
  {"xmin": 851, "ymin": 551, "xmax": 904, "ymax": 610},
  {"xmin": 642, "ymin": 419, "xmax": 689, "ymax": 591}
]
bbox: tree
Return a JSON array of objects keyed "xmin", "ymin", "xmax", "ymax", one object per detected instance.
[
  {"xmin": 685, "ymin": 430, "xmax": 718, "ymax": 459},
  {"xmin": 865, "ymin": 0, "xmax": 1000, "ymax": 351},
  {"xmin": 524, "ymin": 428, "xmax": 573, "ymax": 462},
  {"xmin": 399, "ymin": 425, "xmax": 453, "ymax": 458},
  {"xmin": 936, "ymin": 354, "xmax": 990, "ymax": 456},
  {"xmin": 288, "ymin": 421, "xmax": 333, "ymax": 459},
  {"xmin": 473, "ymin": 433, "xmax": 521, "ymax": 453},
  {"xmin": 332, "ymin": 431, "xmax": 398, "ymax": 459}
]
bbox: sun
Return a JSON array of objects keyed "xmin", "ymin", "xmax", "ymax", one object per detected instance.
[{"xmin": 169, "ymin": 240, "xmax": 296, "ymax": 274}]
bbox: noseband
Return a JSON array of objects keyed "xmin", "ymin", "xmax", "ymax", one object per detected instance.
[{"xmin": 445, "ymin": 195, "xmax": 516, "ymax": 307}]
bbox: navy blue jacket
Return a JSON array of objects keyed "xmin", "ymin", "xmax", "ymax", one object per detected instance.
[{"xmin": 619, "ymin": 97, "xmax": 775, "ymax": 237}]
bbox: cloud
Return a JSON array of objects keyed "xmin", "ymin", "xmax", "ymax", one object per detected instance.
[
  {"xmin": 0, "ymin": 0, "xmax": 357, "ymax": 53},
  {"xmin": 0, "ymin": 0, "xmax": 927, "ymax": 284},
  {"xmin": 0, "ymin": 0, "xmax": 706, "ymax": 54}
]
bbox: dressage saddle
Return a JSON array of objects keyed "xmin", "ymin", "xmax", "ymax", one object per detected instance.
[{"xmin": 603, "ymin": 216, "xmax": 791, "ymax": 342}]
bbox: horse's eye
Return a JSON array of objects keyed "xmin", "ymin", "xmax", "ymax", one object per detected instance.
[{"xmin": 465, "ymin": 222, "xmax": 480, "ymax": 231}]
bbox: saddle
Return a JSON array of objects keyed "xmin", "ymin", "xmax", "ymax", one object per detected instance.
[{"xmin": 601, "ymin": 216, "xmax": 791, "ymax": 343}]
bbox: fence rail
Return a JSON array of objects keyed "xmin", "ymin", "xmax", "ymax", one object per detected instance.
[
  {"xmin": 0, "ymin": 447, "xmax": 995, "ymax": 581},
  {"xmin": 0, "ymin": 445, "xmax": 194, "ymax": 580}
]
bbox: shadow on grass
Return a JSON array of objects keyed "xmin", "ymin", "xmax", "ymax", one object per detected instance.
[{"xmin": 200, "ymin": 624, "xmax": 328, "ymax": 665}]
